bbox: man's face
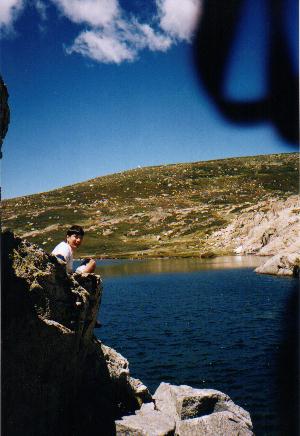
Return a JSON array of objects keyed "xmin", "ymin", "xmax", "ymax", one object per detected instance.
[{"xmin": 67, "ymin": 234, "xmax": 83, "ymax": 250}]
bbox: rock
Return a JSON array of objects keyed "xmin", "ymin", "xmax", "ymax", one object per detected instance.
[
  {"xmin": 176, "ymin": 411, "xmax": 253, "ymax": 435},
  {"xmin": 129, "ymin": 377, "xmax": 153, "ymax": 406},
  {"xmin": 101, "ymin": 343, "xmax": 130, "ymax": 381},
  {"xmin": 117, "ymin": 383, "xmax": 254, "ymax": 435},
  {"xmin": 255, "ymin": 252, "xmax": 300, "ymax": 276},
  {"xmin": 116, "ymin": 407, "xmax": 175, "ymax": 436},
  {"xmin": 208, "ymin": 195, "xmax": 300, "ymax": 257},
  {"xmin": 2, "ymin": 231, "xmax": 150, "ymax": 436},
  {"xmin": 153, "ymin": 383, "xmax": 252, "ymax": 428}
]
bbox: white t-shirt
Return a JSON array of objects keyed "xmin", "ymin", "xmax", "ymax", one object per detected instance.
[{"xmin": 52, "ymin": 241, "xmax": 73, "ymax": 273}]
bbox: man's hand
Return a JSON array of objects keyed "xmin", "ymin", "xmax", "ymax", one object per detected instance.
[{"xmin": 84, "ymin": 259, "xmax": 96, "ymax": 273}]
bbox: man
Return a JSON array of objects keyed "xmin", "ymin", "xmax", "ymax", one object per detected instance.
[{"xmin": 52, "ymin": 225, "xmax": 96, "ymax": 274}]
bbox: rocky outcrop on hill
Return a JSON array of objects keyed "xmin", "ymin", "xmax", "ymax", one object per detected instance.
[
  {"xmin": 2, "ymin": 231, "xmax": 150, "ymax": 436},
  {"xmin": 208, "ymin": 195, "xmax": 300, "ymax": 276},
  {"xmin": 2, "ymin": 232, "xmax": 253, "ymax": 435},
  {"xmin": 116, "ymin": 383, "xmax": 253, "ymax": 435}
]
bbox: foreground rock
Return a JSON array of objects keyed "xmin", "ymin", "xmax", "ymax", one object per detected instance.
[
  {"xmin": 116, "ymin": 383, "xmax": 253, "ymax": 435},
  {"xmin": 116, "ymin": 402, "xmax": 176, "ymax": 435},
  {"xmin": 2, "ymin": 231, "xmax": 151, "ymax": 436}
]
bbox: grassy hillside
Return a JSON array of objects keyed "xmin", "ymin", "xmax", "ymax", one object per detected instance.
[{"xmin": 2, "ymin": 153, "xmax": 299, "ymax": 258}]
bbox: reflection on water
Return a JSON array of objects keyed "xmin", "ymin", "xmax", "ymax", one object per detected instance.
[{"xmin": 92, "ymin": 255, "xmax": 265, "ymax": 278}]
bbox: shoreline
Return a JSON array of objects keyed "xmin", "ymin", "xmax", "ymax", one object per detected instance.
[{"xmin": 74, "ymin": 252, "xmax": 269, "ymax": 262}]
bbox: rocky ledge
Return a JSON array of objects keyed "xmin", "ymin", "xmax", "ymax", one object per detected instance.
[
  {"xmin": 2, "ymin": 231, "xmax": 150, "ymax": 436},
  {"xmin": 2, "ymin": 231, "xmax": 253, "ymax": 435}
]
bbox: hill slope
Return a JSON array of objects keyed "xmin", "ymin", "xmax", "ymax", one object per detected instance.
[{"xmin": 2, "ymin": 153, "xmax": 299, "ymax": 258}]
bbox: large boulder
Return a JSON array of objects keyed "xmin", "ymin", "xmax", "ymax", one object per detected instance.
[
  {"xmin": 176, "ymin": 411, "xmax": 252, "ymax": 435},
  {"xmin": 116, "ymin": 403, "xmax": 176, "ymax": 435},
  {"xmin": 2, "ymin": 231, "xmax": 150, "ymax": 436},
  {"xmin": 255, "ymin": 251, "xmax": 300, "ymax": 276},
  {"xmin": 153, "ymin": 383, "xmax": 252, "ymax": 425},
  {"xmin": 116, "ymin": 383, "xmax": 253, "ymax": 435}
]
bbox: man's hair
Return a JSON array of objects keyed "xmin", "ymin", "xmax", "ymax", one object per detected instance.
[{"xmin": 66, "ymin": 225, "xmax": 84, "ymax": 237}]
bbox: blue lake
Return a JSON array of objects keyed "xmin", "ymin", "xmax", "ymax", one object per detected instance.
[{"xmin": 84, "ymin": 257, "xmax": 298, "ymax": 435}]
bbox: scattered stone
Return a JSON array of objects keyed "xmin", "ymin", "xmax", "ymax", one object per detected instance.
[{"xmin": 103, "ymin": 228, "xmax": 113, "ymax": 236}]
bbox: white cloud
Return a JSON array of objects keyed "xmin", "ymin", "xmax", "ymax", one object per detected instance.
[
  {"xmin": 68, "ymin": 18, "xmax": 172, "ymax": 64},
  {"xmin": 51, "ymin": 0, "xmax": 120, "ymax": 27},
  {"xmin": 0, "ymin": 0, "xmax": 24, "ymax": 30},
  {"xmin": 67, "ymin": 29, "xmax": 136, "ymax": 64},
  {"xmin": 135, "ymin": 22, "xmax": 172, "ymax": 52},
  {"xmin": 157, "ymin": 0, "xmax": 202, "ymax": 41},
  {"xmin": 0, "ymin": 0, "xmax": 202, "ymax": 62},
  {"xmin": 55, "ymin": 0, "xmax": 200, "ymax": 64}
]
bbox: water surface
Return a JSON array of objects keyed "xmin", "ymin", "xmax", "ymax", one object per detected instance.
[
  {"xmin": 86, "ymin": 257, "xmax": 297, "ymax": 435},
  {"xmin": 93, "ymin": 254, "xmax": 264, "ymax": 278}
]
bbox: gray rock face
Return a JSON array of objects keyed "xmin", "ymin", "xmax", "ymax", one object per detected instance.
[
  {"xmin": 255, "ymin": 252, "xmax": 300, "ymax": 276},
  {"xmin": 154, "ymin": 383, "xmax": 252, "ymax": 428},
  {"xmin": 176, "ymin": 411, "xmax": 253, "ymax": 436},
  {"xmin": 2, "ymin": 231, "xmax": 150, "ymax": 436},
  {"xmin": 208, "ymin": 195, "xmax": 300, "ymax": 276},
  {"xmin": 116, "ymin": 383, "xmax": 253, "ymax": 436},
  {"xmin": 209, "ymin": 195, "xmax": 299, "ymax": 256},
  {"xmin": 116, "ymin": 403, "xmax": 175, "ymax": 436}
]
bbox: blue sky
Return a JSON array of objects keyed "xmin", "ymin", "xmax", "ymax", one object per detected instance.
[{"xmin": 1, "ymin": 0, "xmax": 298, "ymax": 199}]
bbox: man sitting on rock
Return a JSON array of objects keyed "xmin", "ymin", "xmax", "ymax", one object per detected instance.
[{"xmin": 52, "ymin": 225, "xmax": 96, "ymax": 274}]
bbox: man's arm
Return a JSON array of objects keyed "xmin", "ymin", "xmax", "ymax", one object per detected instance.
[
  {"xmin": 84, "ymin": 259, "xmax": 96, "ymax": 273},
  {"xmin": 76, "ymin": 259, "xmax": 96, "ymax": 274}
]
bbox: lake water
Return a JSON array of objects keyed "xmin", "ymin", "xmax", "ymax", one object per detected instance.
[{"xmin": 81, "ymin": 256, "xmax": 298, "ymax": 435}]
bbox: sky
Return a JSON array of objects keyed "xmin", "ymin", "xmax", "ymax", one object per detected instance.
[{"xmin": 1, "ymin": 0, "xmax": 298, "ymax": 199}]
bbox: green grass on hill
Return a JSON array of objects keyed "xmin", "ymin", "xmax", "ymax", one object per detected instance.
[{"xmin": 2, "ymin": 152, "xmax": 299, "ymax": 258}]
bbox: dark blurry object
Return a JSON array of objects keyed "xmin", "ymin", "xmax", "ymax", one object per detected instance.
[
  {"xmin": 194, "ymin": 0, "xmax": 299, "ymax": 144},
  {"xmin": 0, "ymin": 75, "xmax": 10, "ymax": 159},
  {"xmin": 276, "ymin": 282, "xmax": 299, "ymax": 435}
]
